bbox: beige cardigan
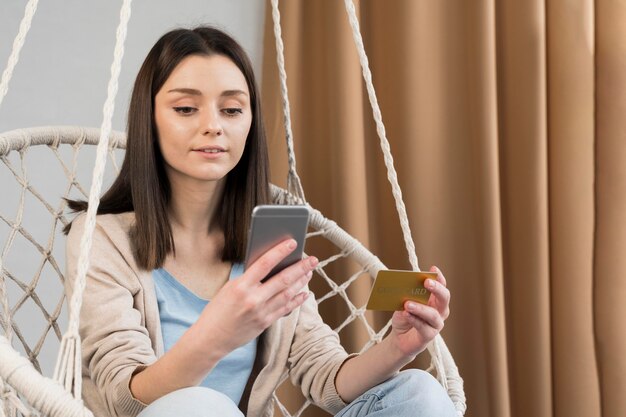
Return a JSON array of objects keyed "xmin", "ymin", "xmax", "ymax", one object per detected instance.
[{"xmin": 65, "ymin": 212, "xmax": 355, "ymax": 417}]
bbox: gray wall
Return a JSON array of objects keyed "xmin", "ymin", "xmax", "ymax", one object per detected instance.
[
  {"xmin": 0, "ymin": 0, "xmax": 266, "ymax": 377},
  {"xmin": 0, "ymin": 0, "xmax": 266, "ymax": 132}
]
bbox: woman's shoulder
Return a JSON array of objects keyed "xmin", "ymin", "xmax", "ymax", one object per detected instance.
[
  {"xmin": 67, "ymin": 211, "xmax": 136, "ymax": 247},
  {"xmin": 70, "ymin": 211, "xmax": 135, "ymax": 231},
  {"xmin": 66, "ymin": 211, "xmax": 140, "ymax": 270}
]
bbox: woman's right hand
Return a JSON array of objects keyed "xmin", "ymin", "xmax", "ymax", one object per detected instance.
[
  {"xmin": 197, "ymin": 238, "xmax": 318, "ymax": 357},
  {"xmin": 130, "ymin": 239, "xmax": 317, "ymax": 404}
]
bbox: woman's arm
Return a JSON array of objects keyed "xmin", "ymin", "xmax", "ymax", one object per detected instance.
[
  {"xmin": 335, "ymin": 266, "xmax": 451, "ymax": 402},
  {"xmin": 333, "ymin": 336, "xmax": 412, "ymax": 402},
  {"xmin": 66, "ymin": 214, "xmax": 158, "ymax": 417},
  {"xmin": 128, "ymin": 321, "xmax": 228, "ymax": 404}
]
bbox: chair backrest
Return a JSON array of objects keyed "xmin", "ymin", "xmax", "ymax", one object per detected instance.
[{"xmin": 0, "ymin": 127, "xmax": 126, "ymax": 377}]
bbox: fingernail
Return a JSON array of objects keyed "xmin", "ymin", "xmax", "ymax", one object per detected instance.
[
  {"xmin": 287, "ymin": 239, "xmax": 297, "ymax": 249},
  {"xmin": 407, "ymin": 301, "xmax": 418, "ymax": 311},
  {"xmin": 308, "ymin": 256, "xmax": 319, "ymax": 268},
  {"xmin": 426, "ymin": 279, "xmax": 436, "ymax": 289}
]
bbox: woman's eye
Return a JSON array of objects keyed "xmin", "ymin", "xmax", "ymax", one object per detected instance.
[
  {"xmin": 223, "ymin": 108, "xmax": 243, "ymax": 117},
  {"xmin": 173, "ymin": 106, "xmax": 197, "ymax": 115}
]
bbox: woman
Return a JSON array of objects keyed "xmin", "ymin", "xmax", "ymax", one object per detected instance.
[{"xmin": 65, "ymin": 26, "xmax": 456, "ymax": 417}]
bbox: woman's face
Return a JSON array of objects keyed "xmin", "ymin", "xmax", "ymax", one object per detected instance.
[{"xmin": 154, "ymin": 54, "xmax": 252, "ymax": 187}]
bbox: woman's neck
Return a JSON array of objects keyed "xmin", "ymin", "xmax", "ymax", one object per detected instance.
[{"xmin": 167, "ymin": 176, "xmax": 225, "ymax": 237}]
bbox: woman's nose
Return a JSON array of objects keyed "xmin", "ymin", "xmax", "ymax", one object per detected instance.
[
  {"xmin": 203, "ymin": 126, "xmax": 223, "ymax": 136},
  {"xmin": 202, "ymin": 109, "xmax": 223, "ymax": 136}
]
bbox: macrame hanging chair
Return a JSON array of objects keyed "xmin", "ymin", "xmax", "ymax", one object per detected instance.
[{"xmin": 0, "ymin": 0, "xmax": 467, "ymax": 416}]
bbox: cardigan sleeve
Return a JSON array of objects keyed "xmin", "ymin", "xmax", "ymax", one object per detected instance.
[
  {"xmin": 286, "ymin": 289, "xmax": 359, "ymax": 414},
  {"xmin": 65, "ymin": 213, "xmax": 154, "ymax": 417}
]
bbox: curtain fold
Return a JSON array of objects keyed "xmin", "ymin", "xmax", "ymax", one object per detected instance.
[
  {"xmin": 261, "ymin": 1, "xmax": 624, "ymax": 416},
  {"xmin": 496, "ymin": 0, "xmax": 552, "ymax": 415},
  {"xmin": 595, "ymin": 1, "xmax": 626, "ymax": 416},
  {"xmin": 547, "ymin": 2, "xmax": 600, "ymax": 417}
]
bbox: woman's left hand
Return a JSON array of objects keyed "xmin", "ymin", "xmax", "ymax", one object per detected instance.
[{"xmin": 388, "ymin": 265, "xmax": 451, "ymax": 359}]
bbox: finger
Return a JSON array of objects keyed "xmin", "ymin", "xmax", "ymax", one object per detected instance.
[
  {"xmin": 264, "ymin": 266, "xmax": 314, "ymax": 312},
  {"xmin": 429, "ymin": 265, "xmax": 447, "ymax": 287},
  {"xmin": 263, "ymin": 256, "xmax": 319, "ymax": 296},
  {"xmin": 401, "ymin": 310, "xmax": 439, "ymax": 340},
  {"xmin": 268, "ymin": 290, "xmax": 310, "ymax": 323},
  {"xmin": 246, "ymin": 238, "xmax": 297, "ymax": 284},
  {"xmin": 404, "ymin": 301, "xmax": 444, "ymax": 331},
  {"xmin": 425, "ymin": 278, "xmax": 451, "ymax": 314}
]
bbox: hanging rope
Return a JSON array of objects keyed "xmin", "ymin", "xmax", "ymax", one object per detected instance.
[
  {"xmin": 341, "ymin": 0, "xmax": 419, "ymax": 272},
  {"xmin": 53, "ymin": 0, "xmax": 133, "ymax": 402},
  {"xmin": 269, "ymin": 0, "xmax": 306, "ymax": 203},
  {"xmin": 0, "ymin": 0, "xmax": 39, "ymax": 110},
  {"xmin": 342, "ymin": 2, "xmax": 466, "ymax": 414}
]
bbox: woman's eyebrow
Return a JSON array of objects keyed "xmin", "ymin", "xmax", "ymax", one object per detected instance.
[
  {"xmin": 221, "ymin": 89, "xmax": 248, "ymax": 97},
  {"xmin": 166, "ymin": 88, "xmax": 247, "ymax": 97},
  {"xmin": 167, "ymin": 88, "xmax": 202, "ymax": 95}
]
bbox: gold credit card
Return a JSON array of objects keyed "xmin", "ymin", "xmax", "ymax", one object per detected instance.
[{"xmin": 366, "ymin": 270, "xmax": 437, "ymax": 311}]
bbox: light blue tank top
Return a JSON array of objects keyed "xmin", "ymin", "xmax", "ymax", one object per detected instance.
[{"xmin": 152, "ymin": 263, "xmax": 257, "ymax": 405}]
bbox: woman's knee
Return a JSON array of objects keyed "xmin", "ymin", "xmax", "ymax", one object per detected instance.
[
  {"xmin": 137, "ymin": 387, "xmax": 243, "ymax": 417},
  {"xmin": 398, "ymin": 369, "xmax": 439, "ymax": 386},
  {"xmin": 385, "ymin": 369, "xmax": 457, "ymax": 415}
]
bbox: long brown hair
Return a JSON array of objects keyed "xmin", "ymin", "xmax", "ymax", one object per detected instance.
[{"xmin": 64, "ymin": 27, "xmax": 271, "ymax": 270}]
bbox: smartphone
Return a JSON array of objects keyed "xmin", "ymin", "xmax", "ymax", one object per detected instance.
[{"xmin": 244, "ymin": 205, "xmax": 310, "ymax": 281}]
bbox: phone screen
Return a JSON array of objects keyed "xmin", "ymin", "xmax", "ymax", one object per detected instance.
[{"xmin": 244, "ymin": 205, "xmax": 310, "ymax": 281}]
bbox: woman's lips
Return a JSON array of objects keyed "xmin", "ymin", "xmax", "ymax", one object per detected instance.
[{"xmin": 192, "ymin": 149, "xmax": 226, "ymax": 159}]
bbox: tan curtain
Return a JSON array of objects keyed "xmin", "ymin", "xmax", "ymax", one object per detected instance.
[{"xmin": 261, "ymin": 1, "xmax": 626, "ymax": 416}]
